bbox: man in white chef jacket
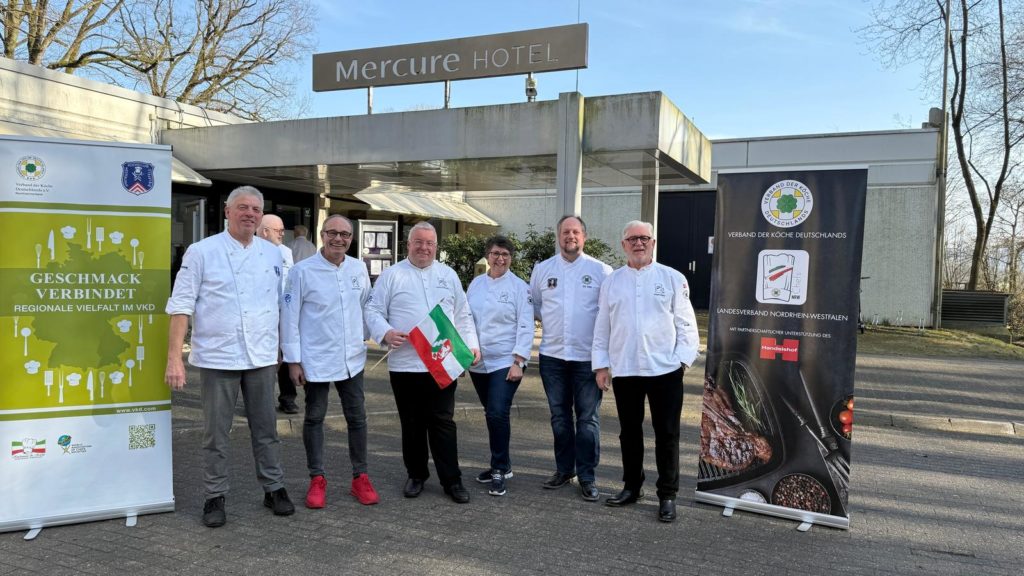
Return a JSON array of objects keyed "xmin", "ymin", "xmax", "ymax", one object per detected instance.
[
  {"xmin": 258, "ymin": 214, "xmax": 299, "ymax": 414},
  {"xmin": 165, "ymin": 186, "xmax": 294, "ymax": 528},
  {"xmin": 280, "ymin": 215, "xmax": 380, "ymax": 508},
  {"xmin": 529, "ymin": 215, "xmax": 612, "ymax": 502},
  {"xmin": 364, "ymin": 221, "xmax": 480, "ymax": 504},
  {"xmin": 592, "ymin": 220, "xmax": 700, "ymax": 523}
]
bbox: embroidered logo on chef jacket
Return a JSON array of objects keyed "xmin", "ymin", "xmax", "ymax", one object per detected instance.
[
  {"xmin": 283, "ymin": 293, "xmax": 293, "ymax": 304},
  {"xmin": 581, "ymin": 275, "xmax": 593, "ymax": 287},
  {"xmin": 437, "ymin": 278, "xmax": 448, "ymax": 289},
  {"xmin": 546, "ymin": 277, "xmax": 558, "ymax": 289},
  {"xmin": 274, "ymin": 266, "xmax": 282, "ymax": 278},
  {"xmin": 351, "ymin": 277, "xmax": 361, "ymax": 290},
  {"xmin": 498, "ymin": 291, "xmax": 510, "ymax": 303},
  {"xmin": 654, "ymin": 283, "xmax": 666, "ymax": 297}
]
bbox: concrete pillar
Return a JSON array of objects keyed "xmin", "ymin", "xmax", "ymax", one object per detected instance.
[
  {"xmin": 556, "ymin": 92, "xmax": 584, "ymax": 218},
  {"xmin": 314, "ymin": 164, "xmax": 331, "ymax": 249},
  {"xmin": 640, "ymin": 155, "xmax": 660, "ymax": 259}
]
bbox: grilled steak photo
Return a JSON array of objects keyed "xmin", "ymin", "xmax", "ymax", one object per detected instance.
[{"xmin": 700, "ymin": 375, "xmax": 773, "ymax": 472}]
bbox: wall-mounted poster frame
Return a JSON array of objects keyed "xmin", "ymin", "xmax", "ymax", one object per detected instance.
[{"xmin": 358, "ymin": 219, "xmax": 398, "ymax": 284}]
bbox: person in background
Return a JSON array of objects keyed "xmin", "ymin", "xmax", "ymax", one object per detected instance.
[
  {"xmin": 466, "ymin": 236, "xmax": 533, "ymax": 497},
  {"xmin": 592, "ymin": 220, "xmax": 700, "ymax": 523},
  {"xmin": 258, "ymin": 214, "xmax": 298, "ymax": 414},
  {"xmin": 529, "ymin": 215, "xmax": 612, "ymax": 502},
  {"xmin": 281, "ymin": 214, "xmax": 379, "ymax": 508},
  {"xmin": 164, "ymin": 185, "xmax": 294, "ymax": 528},
  {"xmin": 291, "ymin": 224, "xmax": 317, "ymax": 263},
  {"xmin": 364, "ymin": 222, "xmax": 480, "ymax": 504}
]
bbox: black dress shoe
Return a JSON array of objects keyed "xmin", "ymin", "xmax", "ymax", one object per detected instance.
[
  {"xmin": 541, "ymin": 472, "xmax": 575, "ymax": 489},
  {"xmin": 202, "ymin": 496, "xmax": 226, "ymax": 527},
  {"xmin": 579, "ymin": 480, "xmax": 599, "ymax": 502},
  {"xmin": 278, "ymin": 401, "xmax": 299, "ymax": 414},
  {"xmin": 263, "ymin": 487, "xmax": 295, "ymax": 516},
  {"xmin": 443, "ymin": 482, "xmax": 471, "ymax": 504},
  {"xmin": 658, "ymin": 499, "xmax": 677, "ymax": 522},
  {"xmin": 605, "ymin": 487, "xmax": 644, "ymax": 507},
  {"xmin": 403, "ymin": 478, "xmax": 425, "ymax": 498}
]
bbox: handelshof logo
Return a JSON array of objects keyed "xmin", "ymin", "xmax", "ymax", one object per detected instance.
[
  {"xmin": 11, "ymin": 437, "xmax": 46, "ymax": 459},
  {"xmin": 58, "ymin": 434, "xmax": 72, "ymax": 453},
  {"xmin": 121, "ymin": 161, "xmax": 155, "ymax": 195},
  {"xmin": 761, "ymin": 180, "xmax": 813, "ymax": 228},
  {"xmin": 759, "ymin": 338, "xmax": 799, "ymax": 362},
  {"xmin": 17, "ymin": 156, "xmax": 46, "ymax": 180}
]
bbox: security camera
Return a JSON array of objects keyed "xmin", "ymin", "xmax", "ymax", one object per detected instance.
[{"xmin": 525, "ymin": 74, "xmax": 537, "ymax": 102}]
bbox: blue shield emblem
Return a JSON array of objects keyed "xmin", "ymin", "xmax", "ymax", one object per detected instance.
[{"xmin": 122, "ymin": 161, "xmax": 155, "ymax": 195}]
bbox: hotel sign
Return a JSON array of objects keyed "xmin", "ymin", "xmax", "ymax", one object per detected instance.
[{"xmin": 312, "ymin": 24, "xmax": 588, "ymax": 91}]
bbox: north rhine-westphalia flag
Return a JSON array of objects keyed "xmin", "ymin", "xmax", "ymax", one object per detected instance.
[{"xmin": 408, "ymin": 304, "xmax": 474, "ymax": 389}]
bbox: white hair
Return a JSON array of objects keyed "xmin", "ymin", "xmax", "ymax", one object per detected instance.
[
  {"xmin": 621, "ymin": 220, "xmax": 654, "ymax": 240},
  {"xmin": 407, "ymin": 221, "xmax": 436, "ymax": 240},
  {"xmin": 226, "ymin": 185, "xmax": 264, "ymax": 208}
]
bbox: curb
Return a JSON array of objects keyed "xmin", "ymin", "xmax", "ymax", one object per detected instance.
[{"xmin": 173, "ymin": 403, "xmax": 1021, "ymax": 438}]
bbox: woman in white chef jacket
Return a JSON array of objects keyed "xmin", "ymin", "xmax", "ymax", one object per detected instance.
[{"xmin": 466, "ymin": 236, "xmax": 534, "ymax": 497}]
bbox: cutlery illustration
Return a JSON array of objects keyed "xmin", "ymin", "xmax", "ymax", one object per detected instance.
[
  {"xmin": 96, "ymin": 226, "xmax": 105, "ymax": 252},
  {"xmin": 86, "ymin": 217, "xmax": 92, "ymax": 249},
  {"xmin": 20, "ymin": 327, "xmax": 30, "ymax": 356},
  {"xmin": 44, "ymin": 370, "xmax": 53, "ymax": 397},
  {"xmin": 137, "ymin": 251, "xmax": 144, "ymax": 269},
  {"xmin": 35, "ymin": 243, "xmax": 41, "ymax": 268},
  {"xmin": 136, "ymin": 346, "xmax": 145, "ymax": 371},
  {"xmin": 126, "ymin": 359, "xmax": 135, "ymax": 387},
  {"xmin": 47, "ymin": 229, "xmax": 54, "ymax": 260},
  {"xmin": 100, "ymin": 371, "xmax": 106, "ymax": 398},
  {"xmin": 138, "ymin": 315, "xmax": 144, "ymax": 344},
  {"xmin": 13, "ymin": 316, "xmax": 18, "ymax": 338},
  {"xmin": 87, "ymin": 371, "xmax": 94, "ymax": 402},
  {"xmin": 130, "ymin": 238, "xmax": 139, "ymax": 265}
]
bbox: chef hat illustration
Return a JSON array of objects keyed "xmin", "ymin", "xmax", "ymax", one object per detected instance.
[
  {"xmin": 109, "ymin": 231, "xmax": 124, "ymax": 244},
  {"xmin": 117, "ymin": 319, "xmax": 132, "ymax": 333},
  {"xmin": 109, "ymin": 371, "xmax": 125, "ymax": 384},
  {"xmin": 24, "ymin": 360, "xmax": 41, "ymax": 374},
  {"xmin": 67, "ymin": 372, "xmax": 82, "ymax": 386},
  {"xmin": 60, "ymin": 226, "xmax": 76, "ymax": 239}
]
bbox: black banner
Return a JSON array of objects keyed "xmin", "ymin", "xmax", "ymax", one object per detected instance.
[{"xmin": 695, "ymin": 169, "xmax": 867, "ymax": 529}]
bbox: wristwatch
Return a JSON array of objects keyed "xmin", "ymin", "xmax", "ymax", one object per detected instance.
[{"xmin": 515, "ymin": 360, "xmax": 528, "ymax": 370}]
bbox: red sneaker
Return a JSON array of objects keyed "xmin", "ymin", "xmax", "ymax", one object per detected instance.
[
  {"xmin": 350, "ymin": 473, "xmax": 380, "ymax": 505},
  {"xmin": 305, "ymin": 475, "xmax": 326, "ymax": 509}
]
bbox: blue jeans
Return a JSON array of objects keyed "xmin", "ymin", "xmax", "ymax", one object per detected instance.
[
  {"xmin": 470, "ymin": 367, "xmax": 521, "ymax": 473},
  {"xmin": 303, "ymin": 371, "xmax": 368, "ymax": 478},
  {"xmin": 538, "ymin": 355, "xmax": 602, "ymax": 482}
]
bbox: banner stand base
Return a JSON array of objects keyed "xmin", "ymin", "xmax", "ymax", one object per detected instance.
[
  {"xmin": 722, "ymin": 505, "xmax": 734, "ymax": 517},
  {"xmin": 23, "ymin": 528, "xmax": 41, "ymax": 541},
  {"xmin": 126, "ymin": 514, "xmax": 138, "ymax": 528},
  {"xmin": 797, "ymin": 521, "xmax": 813, "ymax": 532}
]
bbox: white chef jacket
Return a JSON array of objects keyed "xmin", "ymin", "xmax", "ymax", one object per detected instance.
[
  {"xmin": 591, "ymin": 261, "xmax": 700, "ymax": 377},
  {"xmin": 529, "ymin": 253, "xmax": 612, "ymax": 362},
  {"xmin": 365, "ymin": 258, "xmax": 479, "ymax": 373},
  {"xmin": 466, "ymin": 270, "xmax": 534, "ymax": 374},
  {"xmin": 277, "ymin": 243, "xmax": 294, "ymax": 290},
  {"xmin": 280, "ymin": 252, "xmax": 369, "ymax": 382},
  {"xmin": 166, "ymin": 231, "xmax": 284, "ymax": 370}
]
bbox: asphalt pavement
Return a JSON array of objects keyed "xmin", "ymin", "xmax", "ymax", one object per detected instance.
[{"xmin": 1, "ymin": 348, "xmax": 1022, "ymax": 575}]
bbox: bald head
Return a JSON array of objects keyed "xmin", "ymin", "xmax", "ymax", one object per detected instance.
[{"xmin": 258, "ymin": 214, "xmax": 285, "ymax": 245}]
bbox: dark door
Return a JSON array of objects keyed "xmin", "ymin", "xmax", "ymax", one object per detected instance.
[{"xmin": 657, "ymin": 191, "xmax": 716, "ymax": 309}]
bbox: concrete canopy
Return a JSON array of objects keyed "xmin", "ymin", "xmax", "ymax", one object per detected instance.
[{"xmin": 159, "ymin": 92, "xmax": 711, "ymax": 202}]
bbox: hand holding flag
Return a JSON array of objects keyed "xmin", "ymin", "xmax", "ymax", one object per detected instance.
[{"xmin": 408, "ymin": 304, "xmax": 475, "ymax": 388}]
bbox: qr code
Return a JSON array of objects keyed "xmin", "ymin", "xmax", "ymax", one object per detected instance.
[{"xmin": 128, "ymin": 424, "xmax": 156, "ymax": 450}]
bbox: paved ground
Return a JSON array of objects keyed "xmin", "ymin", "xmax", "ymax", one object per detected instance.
[{"xmin": 1, "ymin": 350, "xmax": 1022, "ymax": 575}]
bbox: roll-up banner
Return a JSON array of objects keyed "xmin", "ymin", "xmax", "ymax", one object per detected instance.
[
  {"xmin": 0, "ymin": 136, "xmax": 174, "ymax": 534},
  {"xmin": 695, "ymin": 168, "xmax": 867, "ymax": 530}
]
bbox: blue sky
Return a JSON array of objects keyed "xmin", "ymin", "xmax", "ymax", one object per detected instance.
[{"xmin": 302, "ymin": 0, "xmax": 932, "ymax": 139}]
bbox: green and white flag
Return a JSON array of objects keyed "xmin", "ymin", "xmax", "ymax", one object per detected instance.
[{"xmin": 408, "ymin": 304, "xmax": 473, "ymax": 388}]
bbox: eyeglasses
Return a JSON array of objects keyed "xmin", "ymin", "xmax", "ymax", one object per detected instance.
[
  {"xmin": 410, "ymin": 239, "xmax": 436, "ymax": 248},
  {"xmin": 625, "ymin": 235, "xmax": 653, "ymax": 245},
  {"xmin": 322, "ymin": 230, "xmax": 353, "ymax": 239},
  {"xmin": 487, "ymin": 251, "xmax": 512, "ymax": 259}
]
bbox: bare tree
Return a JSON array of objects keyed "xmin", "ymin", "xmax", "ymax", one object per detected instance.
[
  {"xmin": 1, "ymin": 0, "xmax": 315, "ymax": 120},
  {"xmin": 861, "ymin": 0, "xmax": 1023, "ymax": 290},
  {"xmin": 1, "ymin": 1, "xmax": 125, "ymax": 69}
]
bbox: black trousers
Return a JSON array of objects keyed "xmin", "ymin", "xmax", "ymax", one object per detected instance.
[
  {"xmin": 612, "ymin": 367, "xmax": 684, "ymax": 500},
  {"xmin": 277, "ymin": 362, "xmax": 297, "ymax": 405},
  {"xmin": 389, "ymin": 372, "xmax": 461, "ymax": 487}
]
